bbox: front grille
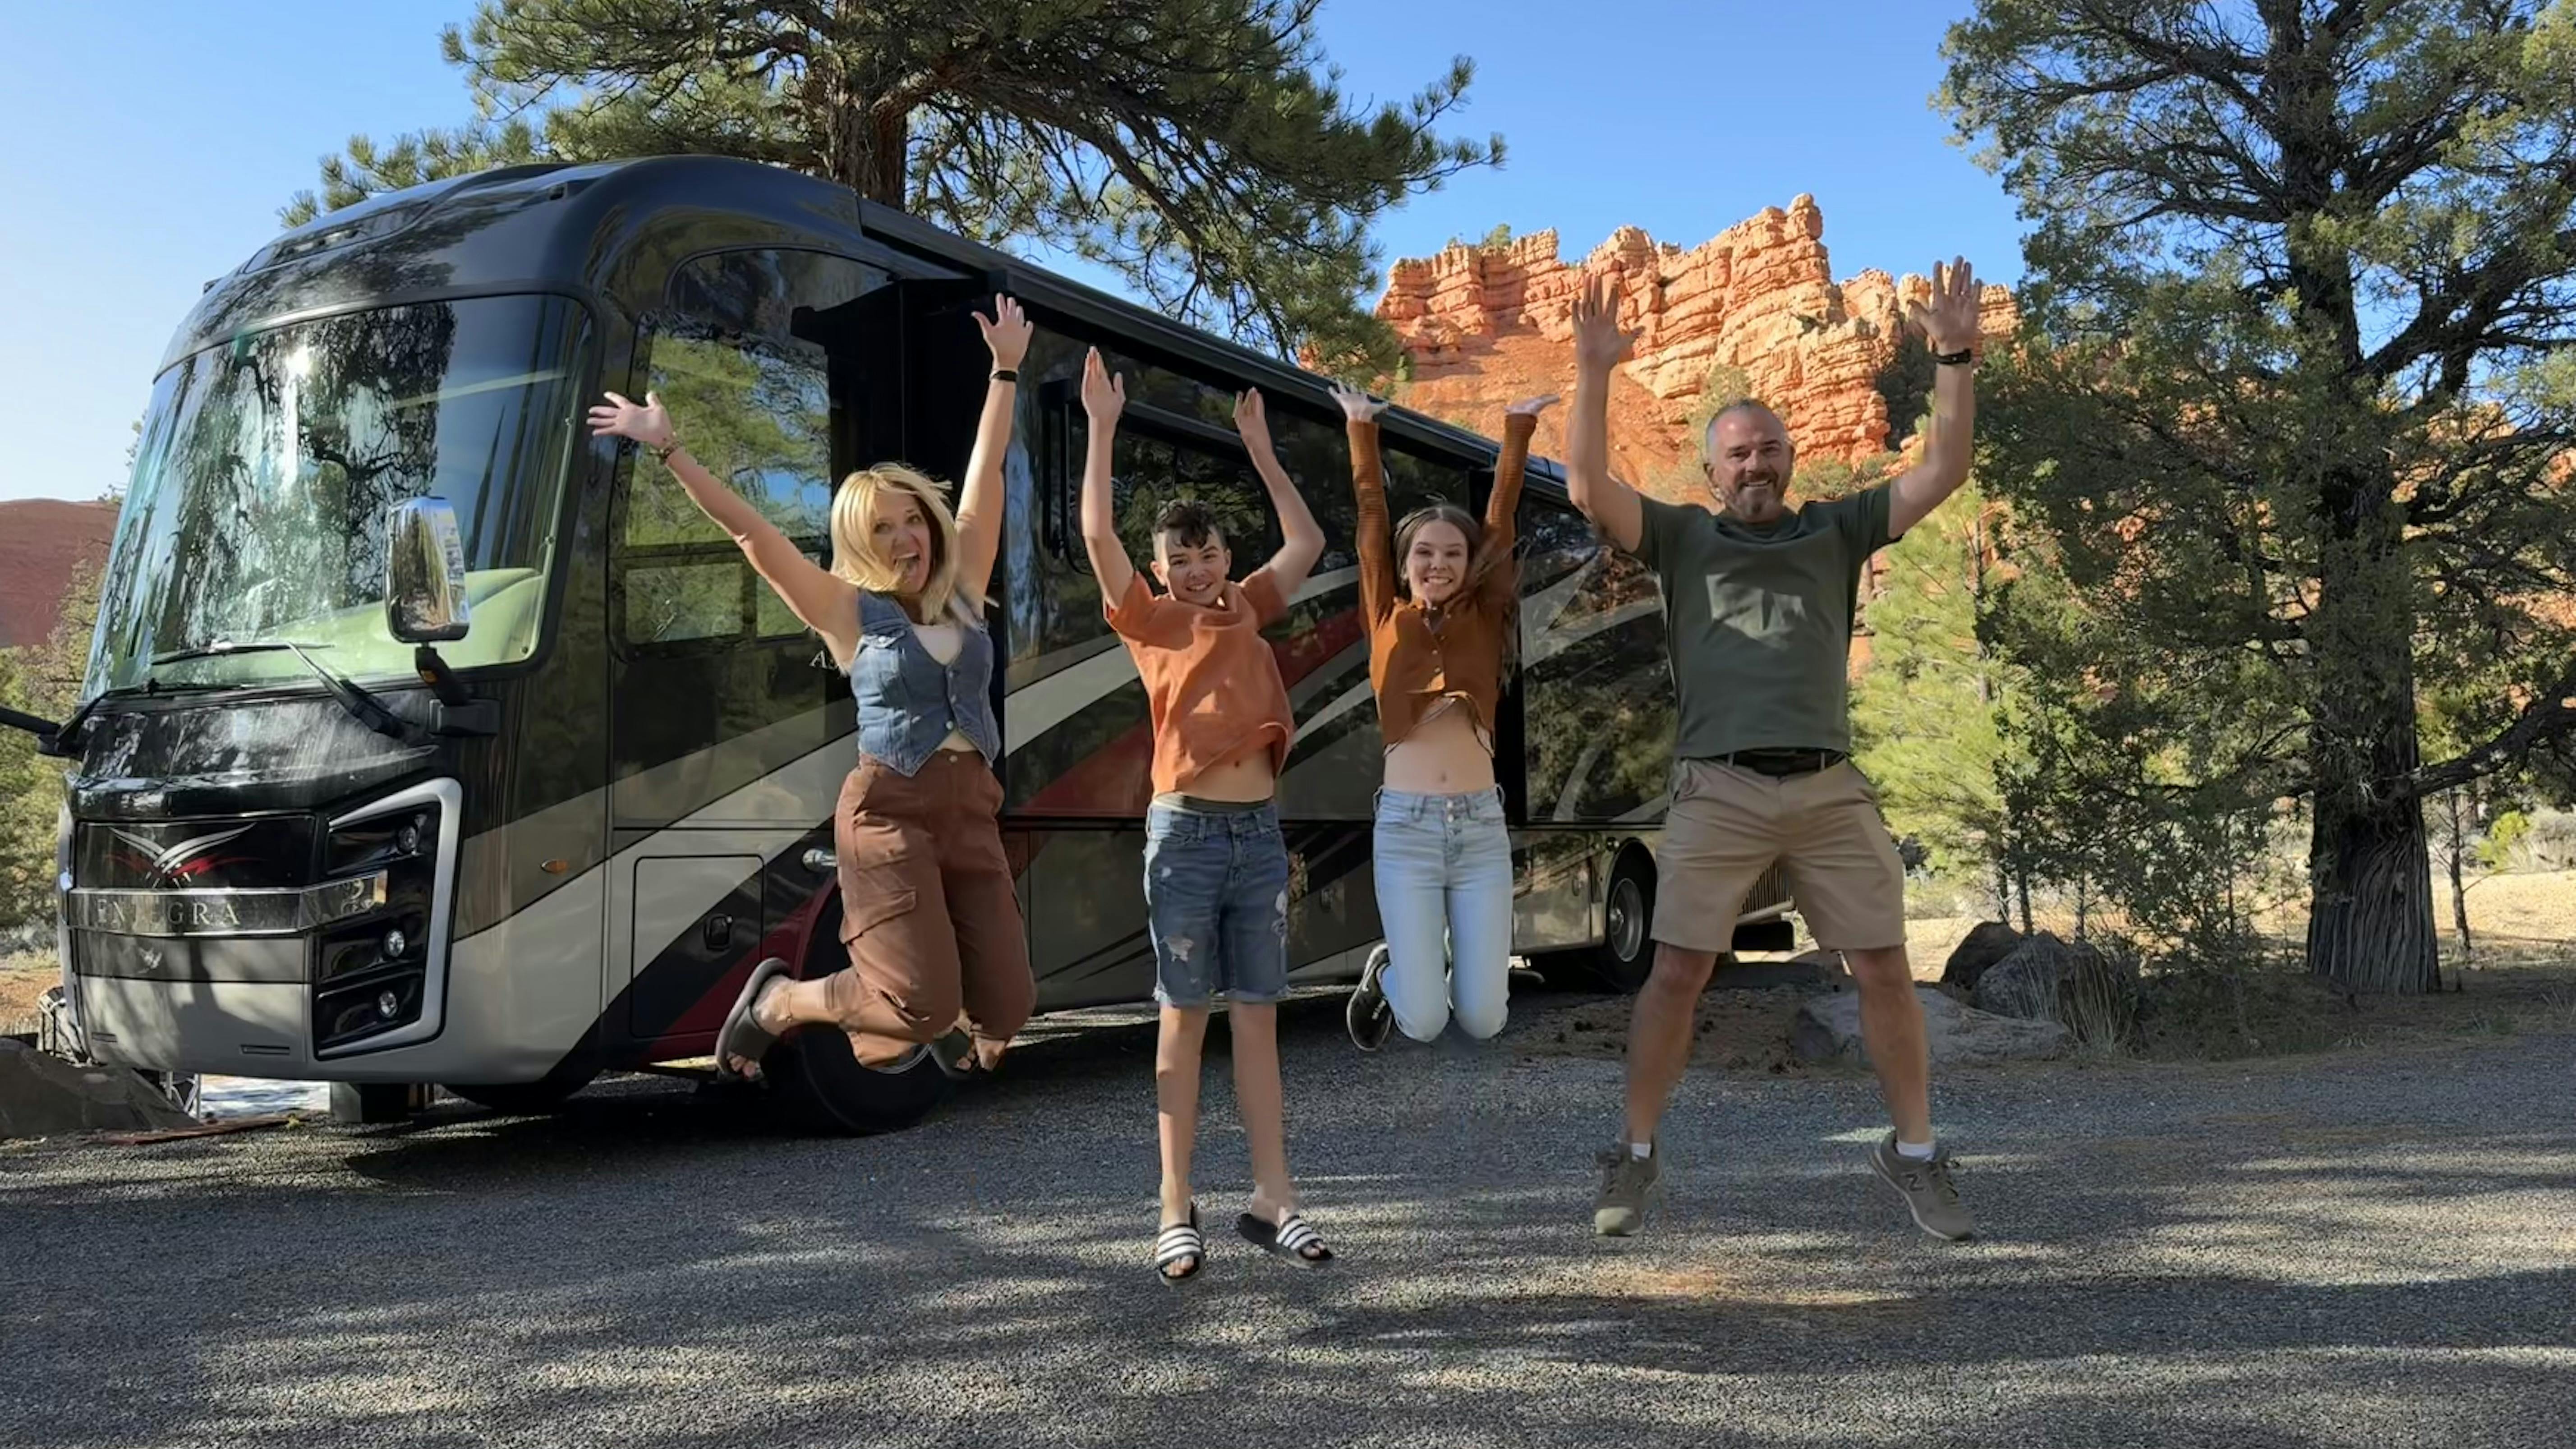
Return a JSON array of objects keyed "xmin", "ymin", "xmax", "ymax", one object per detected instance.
[{"xmin": 75, "ymin": 815, "xmax": 316, "ymax": 891}]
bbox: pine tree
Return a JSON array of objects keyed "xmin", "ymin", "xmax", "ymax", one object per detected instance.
[
  {"xmin": 282, "ymin": 1, "xmax": 1503, "ymax": 377},
  {"xmin": 1852, "ymin": 480, "xmax": 2011, "ymax": 898},
  {"xmin": 1945, "ymin": 1, "xmax": 2576, "ymax": 992}
]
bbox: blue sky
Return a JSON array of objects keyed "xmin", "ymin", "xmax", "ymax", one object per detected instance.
[{"xmin": 0, "ymin": 0, "xmax": 2022, "ymax": 505}]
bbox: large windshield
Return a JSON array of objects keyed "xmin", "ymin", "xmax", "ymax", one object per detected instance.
[{"xmin": 86, "ymin": 294, "xmax": 592, "ymax": 697}]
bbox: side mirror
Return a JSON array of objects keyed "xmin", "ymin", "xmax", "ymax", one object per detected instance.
[{"xmin": 385, "ymin": 498, "xmax": 472, "ymax": 644}]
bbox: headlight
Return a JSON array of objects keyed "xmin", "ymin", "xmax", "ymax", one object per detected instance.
[{"xmin": 313, "ymin": 798, "xmax": 441, "ymax": 1048}]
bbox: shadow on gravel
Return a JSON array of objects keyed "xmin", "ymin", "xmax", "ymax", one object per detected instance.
[{"xmin": 3, "ymin": 1003, "xmax": 2572, "ymax": 1447}]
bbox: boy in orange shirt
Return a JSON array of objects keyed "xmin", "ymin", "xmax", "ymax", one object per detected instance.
[{"xmin": 1077, "ymin": 349, "xmax": 1334, "ymax": 1283}]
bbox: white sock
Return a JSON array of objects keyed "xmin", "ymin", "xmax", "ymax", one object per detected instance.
[
  {"xmin": 1628, "ymin": 1140, "xmax": 1652, "ymax": 1160},
  {"xmin": 1895, "ymin": 1137, "xmax": 1936, "ymax": 1161}
]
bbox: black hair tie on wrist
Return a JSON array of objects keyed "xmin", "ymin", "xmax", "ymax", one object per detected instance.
[{"xmin": 991, "ymin": 368, "xmax": 1019, "ymax": 383}]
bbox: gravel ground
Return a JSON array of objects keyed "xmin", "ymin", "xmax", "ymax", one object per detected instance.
[{"xmin": 4, "ymin": 996, "xmax": 2572, "ymax": 1449}]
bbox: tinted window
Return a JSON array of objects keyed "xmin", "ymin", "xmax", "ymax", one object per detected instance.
[
  {"xmin": 998, "ymin": 340, "xmax": 1468, "ymax": 821},
  {"xmin": 1520, "ymin": 498, "xmax": 1675, "ymax": 821},
  {"xmin": 616, "ymin": 250, "xmax": 885, "ymax": 652},
  {"xmin": 90, "ymin": 295, "xmax": 591, "ymax": 695}
]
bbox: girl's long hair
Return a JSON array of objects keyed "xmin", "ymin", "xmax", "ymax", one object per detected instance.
[
  {"xmin": 827, "ymin": 465, "xmax": 982, "ymax": 626},
  {"xmin": 1393, "ymin": 501, "xmax": 1519, "ymax": 672}
]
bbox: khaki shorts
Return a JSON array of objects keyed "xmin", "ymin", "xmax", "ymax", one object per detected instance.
[{"xmin": 1650, "ymin": 758, "xmax": 1906, "ymax": 953}]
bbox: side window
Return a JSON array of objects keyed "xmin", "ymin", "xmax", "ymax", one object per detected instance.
[
  {"xmin": 1075, "ymin": 408, "xmax": 1279, "ymax": 575},
  {"xmin": 1520, "ymin": 497, "xmax": 1675, "ymax": 821},
  {"xmin": 616, "ymin": 249, "xmax": 884, "ymax": 651},
  {"xmin": 1270, "ymin": 433, "xmax": 1469, "ymax": 819}
]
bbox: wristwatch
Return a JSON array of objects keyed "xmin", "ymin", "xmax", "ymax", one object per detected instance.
[
  {"xmin": 651, "ymin": 440, "xmax": 681, "ymax": 462},
  {"xmin": 1932, "ymin": 346, "xmax": 1976, "ymax": 367}
]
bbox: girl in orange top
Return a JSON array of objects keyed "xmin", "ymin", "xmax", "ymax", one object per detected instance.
[{"xmin": 1332, "ymin": 383, "xmax": 1555, "ymax": 1045}]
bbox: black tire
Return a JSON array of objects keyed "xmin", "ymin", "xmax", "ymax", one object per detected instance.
[
  {"xmin": 442, "ymin": 1072, "xmax": 597, "ymax": 1115},
  {"xmin": 1591, "ymin": 849, "xmax": 1658, "ymax": 993},
  {"xmin": 764, "ymin": 899, "xmax": 956, "ymax": 1134},
  {"xmin": 768, "ymin": 1030, "xmax": 954, "ymax": 1134}
]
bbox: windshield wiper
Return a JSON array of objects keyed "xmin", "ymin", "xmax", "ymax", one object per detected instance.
[
  {"xmin": 149, "ymin": 640, "xmax": 417, "ymax": 744},
  {"xmin": 149, "ymin": 640, "xmax": 327, "ymax": 667}
]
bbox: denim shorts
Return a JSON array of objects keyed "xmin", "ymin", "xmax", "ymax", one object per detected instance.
[{"xmin": 1143, "ymin": 798, "xmax": 1292, "ymax": 1008}]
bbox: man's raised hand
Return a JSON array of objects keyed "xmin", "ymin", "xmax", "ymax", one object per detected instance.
[
  {"xmin": 1571, "ymin": 275, "xmax": 1638, "ymax": 374},
  {"xmin": 1906, "ymin": 258, "xmax": 1982, "ymax": 358}
]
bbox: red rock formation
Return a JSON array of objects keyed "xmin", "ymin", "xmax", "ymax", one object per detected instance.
[
  {"xmin": 0, "ymin": 499, "xmax": 116, "ymax": 649},
  {"xmin": 1380, "ymin": 198, "xmax": 2017, "ymax": 498}
]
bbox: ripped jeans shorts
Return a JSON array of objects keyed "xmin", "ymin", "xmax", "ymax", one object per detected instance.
[{"xmin": 1143, "ymin": 796, "xmax": 1292, "ymax": 1009}]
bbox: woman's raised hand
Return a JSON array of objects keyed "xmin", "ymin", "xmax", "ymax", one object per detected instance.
[
  {"xmin": 977, "ymin": 294, "xmax": 1033, "ymax": 371},
  {"xmin": 588, "ymin": 391, "xmax": 675, "ymax": 451},
  {"xmin": 1329, "ymin": 381, "xmax": 1388, "ymax": 423}
]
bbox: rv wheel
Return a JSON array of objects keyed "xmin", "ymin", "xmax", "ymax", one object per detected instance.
[
  {"xmin": 1592, "ymin": 850, "xmax": 1658, "ymax": 993},
  {"xmin": 766, "ymin": 904, "xmax": 957, "ymax": 1133},
  {"xmin": 769, "ymin": 1030, "xmax": 953, "ymax": 1134}
]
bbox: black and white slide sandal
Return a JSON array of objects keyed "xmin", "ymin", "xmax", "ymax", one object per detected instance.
[
  {"xmin": 1237, "ymin": 1210, "xmax": 1333, "ymax": 1267},
  {"xmin": 1155, "ymin": 1205, "xmax": 1206, "ymax": 1284}
]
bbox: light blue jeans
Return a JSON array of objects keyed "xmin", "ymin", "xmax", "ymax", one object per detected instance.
[{"xmin": 1372, "ymin": 786, "xmax": 1513, "ymax": 1041}]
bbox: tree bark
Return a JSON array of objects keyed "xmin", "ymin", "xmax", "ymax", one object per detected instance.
[
  {"xmin": 2301, "ymin": 570, "xmax": 2439, "ymax": 992},
  {"xmin": 2447, "ymin": 788, "xmax": 2474, "ymax": 967},
  {"xmin": 814, "ymin": 37, "xmax": 909, "ymax": 205}
]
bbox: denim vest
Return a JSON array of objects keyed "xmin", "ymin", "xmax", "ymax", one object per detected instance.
[{"xmin": 850, "ymin": 590, "xmax": 1002, "ymax": 776}]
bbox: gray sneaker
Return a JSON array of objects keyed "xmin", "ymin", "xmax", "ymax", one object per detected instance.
[
  {"xmin": 1870, "ymin": 1133, "xmax": 1974, "ymax": 1241},
  {"xmin": 1592, "ymin": 1143, "xmax": 1661, "ymax": 1236}
]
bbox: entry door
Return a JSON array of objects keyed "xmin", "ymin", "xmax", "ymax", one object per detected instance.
[{"xmin": 605, "ymin": 249, "xmax": 884, "ymax": 1045}]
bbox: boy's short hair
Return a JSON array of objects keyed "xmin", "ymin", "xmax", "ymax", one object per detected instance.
[{"xmin": 1153, "ymin": 499, "xmax": 1224, "ymax": 553}]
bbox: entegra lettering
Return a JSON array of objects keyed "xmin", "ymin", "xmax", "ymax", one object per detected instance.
[{"xmin": 155, "ymin": 898, "xmax": 245, "ymax": 930}]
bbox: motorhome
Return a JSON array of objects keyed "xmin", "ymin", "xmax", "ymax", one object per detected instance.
[{"xmin": 8, "ymin": 157, "xmax": 1787, "ymax": 1131}]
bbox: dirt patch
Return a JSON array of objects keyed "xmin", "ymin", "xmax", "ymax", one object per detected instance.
[
  {"xmin": 0, "ymin": 955, "xmax": 54, "ymax": 1036},
  {"xmin": 1511, "ymin": 982, "xmax": 1847, "ymax": 1076},
  {"xmin": 1904, "ymin": 869, "xmax": 2576, "ymax": 975}
]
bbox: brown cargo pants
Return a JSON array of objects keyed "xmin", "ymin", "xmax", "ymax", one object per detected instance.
[{"xmin": 821, "ymin": 750, "xmax": 1035, "ymax": 1064}]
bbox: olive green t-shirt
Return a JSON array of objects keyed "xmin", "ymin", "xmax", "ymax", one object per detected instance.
[{"xmin": 1634, "ymin": 487, "xmax": 1895, "ymax": 761}]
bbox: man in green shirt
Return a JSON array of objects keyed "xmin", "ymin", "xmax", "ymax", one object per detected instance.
[{"xmin": 1564, "ymin": 262, "xmax": 1988, "ymax": 1242}]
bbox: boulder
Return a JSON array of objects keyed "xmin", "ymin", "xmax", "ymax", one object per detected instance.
[
  {"xmin": 0, "ymin": 1040, "xmax": 199, "ymax": 1140},
  {"xmin": 1792, "ymin": 986, "xmax": 2070, "ymax": 1068},
  {"xmin": 1971, "ymin": 932, "xmax": 2140, "ymax": 1043},
  {"xmin": 1941, "ymin": 920, "xmax": 2024, "ymax": 990}
]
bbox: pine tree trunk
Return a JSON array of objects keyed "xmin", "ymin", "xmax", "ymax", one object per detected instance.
[
  {"xmin": 2302, "ymin": 524, "xmax": 2439, "ymax": 994},
  {"xmin": 2447, "ymin": 790, "xmax": 2474, "ymax": 968},
  {"xmin": 2304, "ymin": 791, "xmax": 2438, "ymax": 994},
  {"xmin": 814, "ymin": 41, "xmax": 910, "ymax": 205}
]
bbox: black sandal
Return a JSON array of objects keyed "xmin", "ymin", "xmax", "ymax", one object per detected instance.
[
  {"xmin": 1237, "ymin": 1209, "xmax": 1333, "ymax": 1266},
  {"xmin": 1154, "ymin": 1205, "xmax": 1206, "ymax": 1283},
  {"xmin": 713, "ymin": 958, "xmax": 793, "ymax": 1084}
]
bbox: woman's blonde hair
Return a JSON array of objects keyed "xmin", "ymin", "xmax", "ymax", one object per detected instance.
[{"xmin": 828, "ymin": 465, "xmax": 982, "ymax": 626}]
